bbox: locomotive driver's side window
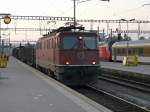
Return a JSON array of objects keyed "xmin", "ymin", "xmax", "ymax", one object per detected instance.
[
  {"xmin": 84, "ymin": 37, "xmax": 96, "ymax": 49},
  {"xmin": 63, "ymin": 36, "xmax": 78, "ymax": 49}
]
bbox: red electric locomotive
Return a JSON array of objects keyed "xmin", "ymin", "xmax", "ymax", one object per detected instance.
[
  {"xmin": 98, "ymin": 43, "xmax": 112, "ymax": 61},
  {"xmin": 36, "ymin": 26, "xmax": 100, "ymax": 85}
]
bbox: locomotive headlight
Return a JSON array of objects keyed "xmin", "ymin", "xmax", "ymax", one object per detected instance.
[
  {"xmin": 66, "ymin": 61, "xmax": 69, "ymax": 65},
  {"xmin": 92, "ymin": 61, "xmax": 96, "ymax": 65},
  {"xmin": 78, "ymin": 36, "xmax": 83, "ymax": 40}
]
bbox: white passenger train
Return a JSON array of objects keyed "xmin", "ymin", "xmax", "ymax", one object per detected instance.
[{"xmin": 112, "ymin": 40, "xmax": 150, "ymax": 64}]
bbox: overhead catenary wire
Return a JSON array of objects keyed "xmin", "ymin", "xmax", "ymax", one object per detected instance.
[
  {"xmin": 58, "ymin": 7, "xmax": 74, "ymax": 16},
  {"xmin": 40, "ymin": 0, "xmax": 58, "ymax": 16},
  {"xmin": 110, "ymin": 6, "xmax": 143, "ymax": 18},
  {"xmin": 58, "ymin": 0, "xmax": 93, "ymax": 17},
  {"xmin": 142, "ymin": 3, "xmax": 150, "ymax": 7},
  {"xmin": 75, "ymin": 0, "xmax": 109, "ymax": 19}
]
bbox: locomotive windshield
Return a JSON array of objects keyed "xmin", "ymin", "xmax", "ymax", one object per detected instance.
[
  {"xmin": 63, "ymin": 36, "xmax": 78, "ymax": 49},
  {"xmin": 84, "ymin": 37, "xmax": 96, "ymax": 49},
  {"xmin": 63, "ymin": 34, "xmax": 97, "ymax": 49}
]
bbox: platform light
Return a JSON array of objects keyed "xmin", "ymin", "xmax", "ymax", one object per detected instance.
[{"xmin": 66, "ymin": 61, "xmax": 69, "ymax": 65}]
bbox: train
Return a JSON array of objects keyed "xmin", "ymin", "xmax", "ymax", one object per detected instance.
[
  {"xmin": 12, "ymin": 44, "xmax": 36, "ymax": 66},
  {"xmin": 98, "ymin": 43, "xmax": 112, "ymax": 61},
  {"xmin": 98, "ymin": 39, "xmax": 150, "ymax": 64},
  {"xmin": 12, "ymin": 26, "xmax": 100, "ymax": 86},
  {"xmin": 98, "ymin": 39, "xmax": 114, "ymax": 61},
  {"xmin": 112, "ymin": 39, "xmax": 150, "ymax": 64}
]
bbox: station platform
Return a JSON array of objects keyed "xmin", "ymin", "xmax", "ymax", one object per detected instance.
[
  {"xmin": 100, "ymin": 61, "xmax": 150, "ymax": 83},
  {"xmin": 0, "ymin": 57, "xmax": 112, "ymax": 112}
]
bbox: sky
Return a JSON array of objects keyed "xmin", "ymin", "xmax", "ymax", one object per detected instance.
[
  {"xmin": 0, "ymin": 0, "xmax": 149, "ymax": 19},
  {"xmin": 1, "ymin": 0, "xmax": 150, "ymax": 41}
]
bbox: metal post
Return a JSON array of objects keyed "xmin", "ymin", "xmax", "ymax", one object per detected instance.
[
  {"xmin": 0, "ymin": 19, "xmax": 1, "ymax": 55},
  {"xmin": 106, "ymin": 22, "xmax": 109, "ymax": 36},
  {"xmin": 9, "ymin": 33, "xmax": 10, "ymax": 55},
  {"xmin": 39, "ymin": 19, "xmax": 42, "ymax": 35},
  {"xmin": 118, "ymin": 20, "xmax": 121, "ymax": 33},
  {"xmin": 74, "ymin": 0, "xmax": 76, "ymax": 27},
  {"xmin": 127, "ymin": 38, "xmax": 129, "ymax": 64},
  {"xmin": 126, "ymin": 21, "xmax": 129, "ymax": 61},
  {"xmin": 138, "ymin": 22, "xmax": 141, "ymax": 40},
  {"xmin": 127, "ymin": 21, "xmax": 129, "ymax": 37},
  {"xmin": 102, "ymin": 28, "xmax": 105, "ymax": 38},
  {"xmin": 110, "ymin": 29, "xmax": 112, "ymax": 39},
  {"xmin": 120, "ymin": 18, "xmax": 135, "ymax": 65},
  {"xmin": 90, "ymin": 20, "xmax": 93, "ymax": 31},
  {"xmin": 2, "ymin": 40, "xmax": 4, "ymax": 54}
]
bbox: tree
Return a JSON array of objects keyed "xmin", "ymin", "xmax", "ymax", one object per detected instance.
[
  {"xmin": 123, "ymin": 34, "xmax": 131, "ymax": 41},
  {"xmin": 139, "ymin": 36, "xmax": 145, "ymax": 40},
  {"xmin": 117, "ymin": 33, "xmax": 123, "ymax": 41}
]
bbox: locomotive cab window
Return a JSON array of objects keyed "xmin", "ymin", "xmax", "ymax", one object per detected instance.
[
  {"xmin": 84, "ymin": 37, "xmax": 96, "ymax": 49},
  {"xmin": 63, "ymin": 36, "xmax": 78, "ymax": 49},
  {"xmin": 63, "ymin": 35, "xmax": 97, "ymax": 49}
]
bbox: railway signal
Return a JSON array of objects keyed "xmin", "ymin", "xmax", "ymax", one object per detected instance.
[{"xmin": 4, "ymin": 15, "xmax": 11, "ymax": 24}]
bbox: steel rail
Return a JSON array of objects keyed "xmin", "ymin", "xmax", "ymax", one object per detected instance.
[
  {"xmin": 87, "ymin": 84, "xmax": 150, "ymax": 112},
  {"xmin": 101, "ymin": 74, "xmax": 150, "ymax": 88},
  {"xmin": 99, "ymin": 75, "xmax": 150, "ymax": 93}
]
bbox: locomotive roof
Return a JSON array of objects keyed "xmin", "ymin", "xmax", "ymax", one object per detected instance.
[
  {"xmin": 112, "ymin": 39, "xmax": 150, "ymax": 48},
  {"xmin": 38, "ymin": 31, "xmax": 97, "ymax": 41},
  {"xmin": 59, "ymin": 31, "xmax": 97, "ymax": 35},
  {"xmin": 38, "ymin": 26, "xmax": 97, "ymax": 40}
]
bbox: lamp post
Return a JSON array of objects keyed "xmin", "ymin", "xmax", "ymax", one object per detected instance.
[
  {"xmin": 142, "ymin": 3, "xmax": 150, "ymax": 7},
  {"xmin": 2, "ymin": 33, "xmax": 11, "ymax": 54},
  {"xmin": 0, "ymin": 13, "xmax": 11, "ymax": 55},
  {"xmin": 120, "ymin": 18, "xmax": 135, "ymax": 63},
  {"xmin": 73, "ymin": 0, "xmax": 109, "ymax": 27},
  {"xmin": 120, "ymin": 19, "xmax": 135, "ymax": 37}
]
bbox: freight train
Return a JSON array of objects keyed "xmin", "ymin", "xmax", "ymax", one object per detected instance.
[
  {"xmin": 12, "ymin": 43, "xmax": 36, "ymax": 66},
  {"xmin": 12, "ymin": 26, "xmax": 100, "ymax": 86}
]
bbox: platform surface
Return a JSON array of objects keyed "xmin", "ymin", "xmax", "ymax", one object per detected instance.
[
  {"xmin": 101, "ymin": 61, "xmax": 150, "ymax": 75},
  {"xmin": 0, "ymin": 57, "xmax": 111, "ymax": 112}
]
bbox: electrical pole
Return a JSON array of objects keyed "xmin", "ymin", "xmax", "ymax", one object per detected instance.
[
  {"xmin": 73, "ymin": 0, "xmax": 76, "ymax": 27},
  {"xmin": 0, "ymin": 19, "xmax": 1, "ymax": 54}
]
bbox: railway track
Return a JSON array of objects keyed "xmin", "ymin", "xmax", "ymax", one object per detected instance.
[
  {"xmin": 99, "ymin": 74, "xmax": 150, "ymax": 93},
  {"xmin": 16, "ymin": 58, "xmax": 150, "ymax": 111},
  {"xmin": 87, "ymin": 84, "xmax": 150, "ymax": 112},
  {"xmin": 73, "ymin": 85, "xmax": 150, "ymax": 112},
  {"xmin": 72, "ymin": 73, "xmax": 150, "ymax": 112},
  {"xmin": 93, "ymin": 74, "xmax": 150, "ymax": 111}
]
